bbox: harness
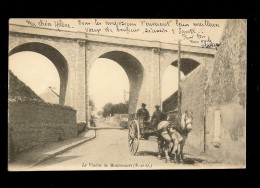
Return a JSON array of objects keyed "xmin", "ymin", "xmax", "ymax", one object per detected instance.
[
  {"xmin": 169, "ymin": 116, "xmax": 192, "ymax": 135},
  {"xmin": 161, "ymin": 130, "xmax": 169, "ymax": 135},
  {"xmin": 157, "ymin": 114, "xmax": 192, "ymax": 136}
]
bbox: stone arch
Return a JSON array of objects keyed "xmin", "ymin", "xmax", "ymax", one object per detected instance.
[
  {"xmin": 161, "ymin": 58, "xmax": 201, "ymax": 112},
  {"xmin": 171, "ymin": 58, "xmax": 200, "ymax": 76},
  {"xmin": 8, "ymin": 42, "xmax": 68, "ymax": 105},
  {"xmin": 89, "ymin": 50, "xmax": 144, "ymax": 114}
]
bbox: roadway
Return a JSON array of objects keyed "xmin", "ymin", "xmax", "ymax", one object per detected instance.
[{"xmin": 33, "ymin": 122, "xmax": 225, "ymax": 170}]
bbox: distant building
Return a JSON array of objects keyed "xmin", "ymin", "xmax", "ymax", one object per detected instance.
[
  {"xmin": 162, "ymin": 91, "xmax": 178, "ymax": 113},
  {"xmin": 8, "ymin": 70, "xmax": 43, "ymax": 102}
]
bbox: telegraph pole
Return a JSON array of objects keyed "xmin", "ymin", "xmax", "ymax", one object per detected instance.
[
  {"xmin": 177, "ymin": 40, "xmax": 181, "ymax": 118},
  {"xmin": 49, "ymin": 86, "xmax": 59, "ymax": 98}
]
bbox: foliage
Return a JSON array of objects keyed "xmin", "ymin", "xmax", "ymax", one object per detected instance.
[
  {"xmin": 77, "ymin": 122, "xmax": 87, "ymax": 135},
  {"xmin": 102, "ymin": 103, "xmax": 113, "ymax": 117},
  {"xmin": 97, "ymin": 111, "xmax": 103, "ymax": 116},
  {"xmin": 8, "ymin": 97, "xmax": 75, "ymax": 110},
  {"xmin": 102, "ymin": 102, "xmax": 129, "ymax": 117}
]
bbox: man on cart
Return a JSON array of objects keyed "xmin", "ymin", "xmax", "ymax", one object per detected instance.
[
  {"xmin": 151, "ymin": 105, "xmax": 167, "ymax": 127},
  {"xmin": 136, "ymin": 103, "xmax": 150, "ymax": 122}
]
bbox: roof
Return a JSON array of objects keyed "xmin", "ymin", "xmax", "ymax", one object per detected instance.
[
  {"xmin": 162, "ymin": 91, "xmax": 178, "ymax": 113},
  {"xmin": 8, "ymin": 70, "xmax": 44, "ymax": 102}
]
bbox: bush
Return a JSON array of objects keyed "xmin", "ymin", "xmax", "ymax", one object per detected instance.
[
  {"xmin": 8, "ymin": 98, "xmax": 75, "ymax": 110},
  {"xmin": 77, "ymin": 122, "xmax": 87, "ymax": 135},
  {"xmin": 102, "ymin": 102, "xmax": 129, "ymax": 117}
]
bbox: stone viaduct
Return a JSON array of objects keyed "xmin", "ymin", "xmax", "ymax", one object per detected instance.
[{"xmin": 9, "ymin": 24, "xmax": 215, "ymax": 123}]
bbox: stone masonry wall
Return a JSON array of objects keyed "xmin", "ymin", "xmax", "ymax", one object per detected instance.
[
  {"xmin": 8, "ymin": 101, "xmax": 78, "ymax": 159},
  {"xmin": 179, "ymin": 20, "xmax": 246, "ymax": 166},
  {"xmin": 180, "ymin": 62, "xmax": 209, "ymax": 151},
  {"xmin": 205, "ymin": 20, "xmax": 246, "ymax": 165}
]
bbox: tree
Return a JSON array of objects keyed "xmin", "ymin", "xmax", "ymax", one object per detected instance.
[
  {"xmin": 102, "ymin": 103, "xmax": 113, "ymax": 117},
  {"xmin": 102, "ymin": 102, "xmax": 129, "ymax": 116},
  {"xmin": 97, "ymin": 111, "xmax": 103, "ymax": 116}
]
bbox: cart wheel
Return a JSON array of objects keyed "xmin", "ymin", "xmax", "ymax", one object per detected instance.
[{"xmin": 128, "ymin": 120, "xmax": 140, "ymax": 155}]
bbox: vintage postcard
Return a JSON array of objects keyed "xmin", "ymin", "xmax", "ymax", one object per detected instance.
[{"xmin": 8, "ymin": 19, "xmax": 246, "ymax": 171}]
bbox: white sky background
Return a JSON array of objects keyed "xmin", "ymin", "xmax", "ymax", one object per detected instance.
[
  {"xmin": 9, "ymin": 52, "xmax": 60, "ymax": 95},
  {"xmin": 89, "ymin": 59, "xmax": 129, "ymax": 111},
  {"xmin": 9, "ymin": 19, "xmax": 226, "ymax": 110},
  {"xmin": 8, "ymin": 53, "xmax": 181, "ymax": 111},
  {"xmin": 162, "ymin": 68, "xmax": 185, "ymax": 101}
]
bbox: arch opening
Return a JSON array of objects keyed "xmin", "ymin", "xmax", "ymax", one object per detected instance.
[
  {"xmin": 8, "ymin": 42, "xmax": 68, "ymax": 105},
  {"xmin": 89, "ymin": 59, "xmax": 129, "ymax": 116},
  {"xmin": 90, "ymin": 51, "xmax": 144, "ymax": 115},
  {"xmin": 161, "ymin": 58, "xmax": 200, "ymax": 112},
  {"xmin": 171, "ymin": 58, "xmax": 200, "ymax": 76}
]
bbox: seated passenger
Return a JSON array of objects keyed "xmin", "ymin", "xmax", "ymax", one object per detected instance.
[
  {"xmin": 136, "ymin": 103, "xmax": 150, "ymax": 121},
  {"xmin": 151, "ymin": 105, "xmax": 167, "ymax": 127}
]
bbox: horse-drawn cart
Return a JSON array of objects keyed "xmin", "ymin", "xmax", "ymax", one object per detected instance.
[
  {"xmin": 127, "ymin": 111, "xmax": 192, "ymax": 163},
  {"xmin": 128, "ymin": 113, "xmax": 158, "ymax": 155}
]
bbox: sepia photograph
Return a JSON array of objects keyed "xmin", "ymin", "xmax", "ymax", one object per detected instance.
[{"xmin": 8, "ymin": 19, "xmax": 246, "ymax": 171}]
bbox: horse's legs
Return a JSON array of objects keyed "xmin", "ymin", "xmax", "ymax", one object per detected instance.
[
  {"xmin": 179, "ymin": 143, "xmax": 184, "ymax": 162},
  {"xmin": 163, "ymin": 142, "xmax": 171, "ymax": 163},
  {"xmin": 161, "ymin": 133, "xmax": 172, "ymax": 163},
  {"xmin": 157, "ymin": 136, "xmax": 163, "ymax": 159},
  {"xmin": 179, "ymin": 136, "xmax": 187, "ymax": 162},
  {"xmin": 175, "ymin": 142, "xmax": 182, "ymax": 163},
  {"xmin": 175, "ymin": 143, "xmax": 182, "ymax": 163},
  {"xmin": 169, "ymin": 131, "xmax": 180, "ymax": 163}
]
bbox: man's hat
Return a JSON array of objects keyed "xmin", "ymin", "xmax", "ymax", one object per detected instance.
[
  {"xmin": 141, "ymin": 103, "xmax": 146, "ymax": 107},
  {"xmin": 155, "ymin": 105, "xmax": 160, "ymax": 108}
]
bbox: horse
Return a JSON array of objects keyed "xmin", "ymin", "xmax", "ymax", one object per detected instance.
[{"xmin": 157, "ymin": 111, "xmax": 193, "ymax": 163}]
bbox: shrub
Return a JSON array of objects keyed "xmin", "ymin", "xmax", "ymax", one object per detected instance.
[{"xmin": 77, "ymin": 122, "xmax": 87, "ymax": 135}]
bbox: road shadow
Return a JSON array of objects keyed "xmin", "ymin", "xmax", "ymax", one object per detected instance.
[
  {"xmin": 182, "ymin": 157, "xmax": 196, "ymax": 164},
  {"xmin": 185, "ymin": 156, "xmax": 204, "ymax": 163},
  {"xmin": 180, "ymin": 154, "xmax": 206, "ymax": 164},
  {"xmin": 136, "ymin": 151, "xmax": 205, "ymax": 162},
  {"xmin": 136, "ymin": 151, "xmax": 158, "ymax": 157},
  {"xmin": 182, "ymin": 152, "xmax": 207, "ymax": 164},
  {"xmin": 36, "ymin": 155, "xmax": 81, "ymax": 167},
  {"xmin": 135, "ymin": 151, "xmax": 201, "ymax": 165},
  {"xmin": 162, "ymin": 153, "xmax": 197, "ymax": 164}
]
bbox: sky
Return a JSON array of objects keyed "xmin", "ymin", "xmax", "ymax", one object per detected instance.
[
  {"xmin": 9, "ymin": 19, "xmax": 226, "ymax": 109},
  {"xmin": 9, "ymin": 52, "xmax": 184, "ymax": 110},
  {"xmin": 89, "ymin": 59, "xmax": 129, "ymax": 111},
  {"xmin": 9, "ymin": 52, "xmax": 60, "ymax": 96},
  {"xmin": 161, "ymin": 67, "xmax": 185, "ymax": 101}
]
